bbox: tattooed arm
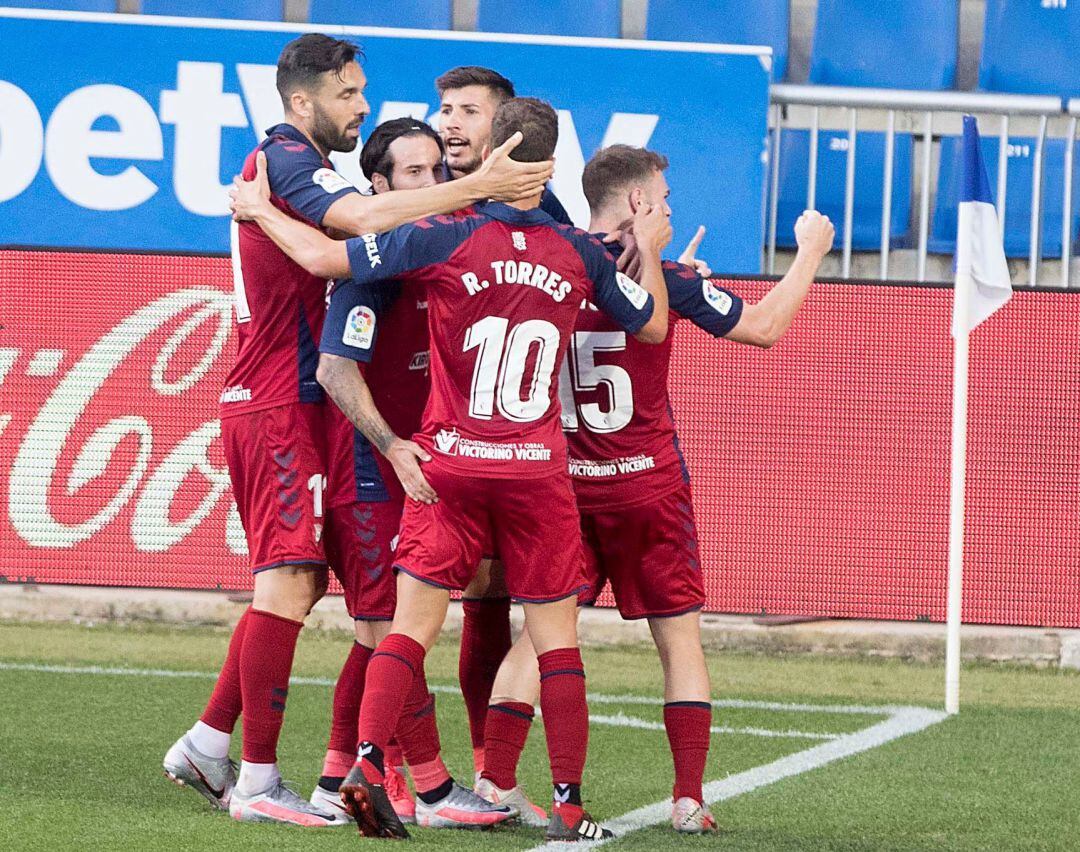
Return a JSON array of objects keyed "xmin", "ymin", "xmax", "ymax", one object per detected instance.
[{"xmin": 316, "ymin": 354, "xmax": 437, "ymax": 504}]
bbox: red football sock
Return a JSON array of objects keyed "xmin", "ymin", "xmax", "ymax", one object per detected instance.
[
  {"xmin": 327, "ymin": 641, "xmax": 373, "ymax": 754},
  {"xmin": 385, "ymin": 739, "xmax": 404, "ymax": 770},
  {"xmin": 200, "ymin": 606, "xmax": 251, "ymax": 733},
  {"xmin": 664, "ymin": 701, "xmax": 712, "ymax": 802},
  {"xmin": 538, "ymin": 647, "xmax": 588, "ymax": 788},
  {"xmin": 459, "ymin": 597, "xmax": 512, "ymax": 753},
  {"xmin": 481, "ymin": 701, "xmax": 534, "ymax": 790},
  {"xmin": 238, "ymin": 608, "xmax": 303, "ymax": 764},
  {"xmin": 320, "ymin": 641, "xmax": 372, "ymax": 778},
  {"xmin": 394, "ymin": 663, "xmax": 451, "ymax": 794},
  {"xmin": 356, "ymin": 633, "xmax": 427, "ymax": 777}
]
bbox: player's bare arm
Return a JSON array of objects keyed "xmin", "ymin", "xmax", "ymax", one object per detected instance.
[
  {"xmin": 725, "ymin": 210, "xmax": 835, "ymax": 349},
  {"xmin": 629, "ymin": 202, "xmax": 673, "ymax": 343},
  {"xmin": 316, "ymin": 354, "xmax": 438, "ymax": 505},
  {"xmin": 322, "ymin": 131, "xmax": 553, "ymax": 236},
  {"xmin": 230, "ymin": 151, "xmax": 351, "ymax": 279}
]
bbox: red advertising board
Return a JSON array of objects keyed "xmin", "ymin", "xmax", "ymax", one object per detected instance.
[{"xmin": 1, "ymin": 250, "xmax": 1077, "ymax": 626}]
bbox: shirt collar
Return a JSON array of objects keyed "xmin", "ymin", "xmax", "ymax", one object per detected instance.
[
  {"xmin": 264, "ymin": 123, "xmax": 328, "ymax": 160},
  {"xmin": 478, "ymin": 201, "xmax": 555, "ymax": 226}
]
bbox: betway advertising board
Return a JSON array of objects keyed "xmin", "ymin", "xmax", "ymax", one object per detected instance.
[{"xmin": 0, "ymin": 9, "xmax": 771, "ymax": 271}]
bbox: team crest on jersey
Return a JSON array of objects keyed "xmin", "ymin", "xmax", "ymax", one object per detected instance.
[
  {"xmin": 616, "ymin": 271, "xmax": 649, "ymax": 310},
  {"xmin": 434, "ymin": 427, "xmax": 460, "ymax": 455},
  {"xmin": 702, "ymin": 280, "xmax": 733, "ymax": 315},
  {"xmin": 342, "ymin": 305, "xmax": 376, "ymax": 349},
  {"xmin": 512, "ymin": 231, "xmax": 527, "ymax": 251},
  {"xmin": 312, "ymin": 167, "xmax": 354, "ymax": 194}
]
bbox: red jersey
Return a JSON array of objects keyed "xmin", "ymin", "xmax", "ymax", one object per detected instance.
[
  {"xmin": 563, "ymin": 253, "xmax": 744, "ymax": 511},
  {"xmin": 221, "ymin": 123, "xmax": 358, "ymax": 417},
  {"xmin": 344, "ymin": 203, "xmax": 656, "ymax": 479},
  {"xmin": 319, "ymin": 278, "xmax": 431, "ymax": 508}
]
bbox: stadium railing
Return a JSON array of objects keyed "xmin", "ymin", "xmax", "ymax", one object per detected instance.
[{"xmin": 766, "ymin": 85, "xmax": 1074, "ymax": 288}]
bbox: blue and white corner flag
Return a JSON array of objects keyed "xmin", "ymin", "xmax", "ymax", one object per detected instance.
[{"xmin": 951, "ymin": 115, "xmax": 1012, "ymax": 337}]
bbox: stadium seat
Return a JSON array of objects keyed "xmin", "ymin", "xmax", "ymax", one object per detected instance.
[
  {"xmin": 809, "ymin": 0, "xmax": 958, "ymax": 89},
  {"xmin": 772, "ymin": 130, "xmax": 913, "ymax": 250},
  {"xmin": 979, "ymin": 0, "xmax": 1080, "ymax": 97},
  {"xmin": 775, "ymin": 2, "xmax": 958, "ymax": 252},
  {"xmin": 644, "ymin": 0, "xmax": 788, "ymax": 81},
  {"xmin": 308, "ymin": 0, "xmax": 452, "ymax": 29},
  {"xmin": 930, "ymin": 134, "xmax": 1080, "ymax": 258},
  {"xmin": 4, "ymin": 1, "xmax": 115, "ymax": 9},
  {"xmin": 141, "ymin": 1, "xmax": 282, "ymax": 21},
  {"xmin": 476, "ymin": 0, "xmax": 619, "ymax": 38}
]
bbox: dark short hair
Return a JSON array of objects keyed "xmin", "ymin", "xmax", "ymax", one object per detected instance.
[
  {"xmin": 435, "ymin": 65, "xmax": 515, "ymax": 102},
  {"xmin": 276, "ymin": 34, "xmax": 361, "ymax": 107},
  {"xmin": 360, "ymin": 118, "xmax": 445, "ymax": 182},
  {"xmin": 490, "ymin": 97, "xmax": 558, "ymax": 163},
  {"xmin": 582, "ymin": 145, "xmax": 670, "ymax": 213}
]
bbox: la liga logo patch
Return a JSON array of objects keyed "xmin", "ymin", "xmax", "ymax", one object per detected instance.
[{"xmin": 342, "ymin": 305, "xmax": 376, "ymax": 349}]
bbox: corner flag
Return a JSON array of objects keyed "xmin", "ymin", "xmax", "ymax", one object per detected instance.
[
  {"xmin": 951, "ymin": 115, "xmax": 1012, "ymax": 337},
  {"xmin": 945, "ymin": 115, "xmax": 1014, "ymax": 716}
]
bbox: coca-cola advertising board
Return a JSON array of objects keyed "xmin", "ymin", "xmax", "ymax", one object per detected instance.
[{"xmin": 2, "ymin": 250, "xmax": 1078, "ymax": 626}]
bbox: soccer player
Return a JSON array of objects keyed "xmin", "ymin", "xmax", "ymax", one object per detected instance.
[
  {"xmin": 228, "ymin": 97, "xmax": 673, "ymax": 840},
  {"xmin": 311, "ymin": 117, "xmax": 512, "ymax": 829},
  {"xmin": 473, "ymin": 145, "xmax": 836, "ymax": 833},
  {"xmin": 163, "ymin": 33, "xmax": 554, "ymax": 827}
]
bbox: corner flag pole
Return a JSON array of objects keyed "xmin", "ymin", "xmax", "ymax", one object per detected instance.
[
  {"xmin": 945, "ymin": 115, "xmax": 1013, "ymax": 716},
  {"xmin": 945, "ymin": 266, "xmax": 971, "ymax": 716}
]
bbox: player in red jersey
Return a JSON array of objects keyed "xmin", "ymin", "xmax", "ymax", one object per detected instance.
[
  {"xmin": 164, "ymin": 34, "xmax": 554, "ymax": 828},
  {"xmin": 228, "ymin": 98, "xmax": 673, "ymax": 840},
  {"xmin": 473, "ymin": 145, "xmax": 836, "ymax": 833},
  {"xmin": 311, "ymin": 117, "xmax": 512, "ymax": 830}
]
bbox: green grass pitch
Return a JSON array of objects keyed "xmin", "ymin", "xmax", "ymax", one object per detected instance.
[{"xmin": 1, "ymin": 619, "xmax": 1078, "ymax": 850}]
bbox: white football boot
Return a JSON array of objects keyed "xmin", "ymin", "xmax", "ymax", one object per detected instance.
[
  {"xmin": 230, "ymin": 778, "xmax": 349, "ymax": 826},
  {"xmin": 475, "ymin": 776, "xmax": 548, "ymax": 827},
  {"xmin": 163, "ymin": 734, "xmax": 237, "ymax": 811},
  {"xmin": 414, "ymin": 781, "xmax": 517, "ymax": 829},
  {"xmin": 671, "ymin": 796, "xmax": 719, "ymax": 833}
]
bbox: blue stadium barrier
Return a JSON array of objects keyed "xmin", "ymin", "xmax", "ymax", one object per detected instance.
[
  {"xmin": 309, "ymin": 0, "xmax": 452, "ymax": 29},
  {"xmin": 930, "ymin": 135, "xmax": 1080, "ymax": 258},
  {"xmin": 645, "ymin": 0, "xmax": 788, "ymax": 81},
  {"xmin": 773, "ymin": 131, "xmax": 913, "ymax": 250},
  {"xmin": 980, "ymin": 0, "xmax": 1080, "ymax": 98},
  {"xmin": 3, "ymin": 1, "xmax": 114, "ymax": 9},
  {"xmin": 809, "ymin": 0, "xmax": 958, "ymax": 89},
  {"xmin": 141, "ymin": 1, "xmax": 282, "ymax": 21},
  {"xmin": 476, "ymin": 0, "xmax": 619, "ymax": 38}
]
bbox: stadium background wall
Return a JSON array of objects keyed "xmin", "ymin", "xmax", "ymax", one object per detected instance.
[{"xmin": 1, "ymin": 250, "xmax": 1077, "ymax": 628}]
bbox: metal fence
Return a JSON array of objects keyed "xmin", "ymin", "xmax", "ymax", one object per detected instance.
[{"xmin": 767, "ymin": 85, "xmax": 1076, "ymax": 288}]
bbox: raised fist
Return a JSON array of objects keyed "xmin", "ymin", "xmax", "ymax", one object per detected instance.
[{"xmin": 794, "ymin": 210, "xmax": 835, "ymax": 260}]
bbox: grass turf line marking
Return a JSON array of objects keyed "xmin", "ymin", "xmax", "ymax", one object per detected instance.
[
  {"xmin": 526, "ymin": 705, "xmax": 948, "ymax": 851},
  {"xmin": 589, "ymin": 712, "xmax": 838, "ymax": 741}
]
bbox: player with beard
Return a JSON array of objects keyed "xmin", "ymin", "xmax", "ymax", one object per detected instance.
[
  {"xmin": 163, "ymin": 34, "xmax": 553, "ymax": 828},
  {"xmin": 228, "ymin": 97, "xmax": 673, "ymax": 841},
  {"xmin": 472, "ymin": 145, "xmax": 835, "ymax": 833},
  {"xmin": 310, "ymin": 118, "xmax": 513, "ymax": 830}
]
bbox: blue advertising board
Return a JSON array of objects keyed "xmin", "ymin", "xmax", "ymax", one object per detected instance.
[{"xmin": 0, "ymin": 8, "xmax": 770, "ymax": 271}]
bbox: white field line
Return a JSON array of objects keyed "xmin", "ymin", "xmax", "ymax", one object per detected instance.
[
  {"xmin": 527, "ymin": 705, "xmax": 948, "ymax": 852},
  {"xmin": 0, "ymin": 661, "xmax": 848, "ymax": 741}
]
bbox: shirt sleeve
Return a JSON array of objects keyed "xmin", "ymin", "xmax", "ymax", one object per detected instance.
[
  {"xmin": 263, "ymin": 138, "xmax": 358, "ymax": 227},
  {"xmin": 580, "ymin": 237, "xmax": 655, "ymax": 335},
  {"xmin": 664, "ymin": 261, "xmax": 744, "ymax": 337},
  {"xmin": 345, "ymin": 217, "xmax": 467, "ymax": 288},
  {"xmin": 319, "ymin": 278, "xmax": 399, "ymax": 362}
]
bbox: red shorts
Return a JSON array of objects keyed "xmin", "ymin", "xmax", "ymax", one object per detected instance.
[
  {"xmin": 394, "ymin": 461, "xmax": 585, "ymax": 603},
  {"xmin": 578, "ymin": 482, "xmax": 705, "ymax": 620},
  {"xmin": 221, "ymin": 403, "xmax": 328, "ymax": 573},
  {"xmin": 325, "ymin": 499, "xmax": 403, "ymax": 620}
]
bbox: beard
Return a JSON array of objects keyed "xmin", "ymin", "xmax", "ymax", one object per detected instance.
[{"xmin": 311, "ymin": 103, "xmax": 359, "ymax": 154}]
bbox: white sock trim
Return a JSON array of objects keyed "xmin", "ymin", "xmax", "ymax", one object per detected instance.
[{"xmin": 188, "ymin": 720, "xmax": 231, "ymax": 759}]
